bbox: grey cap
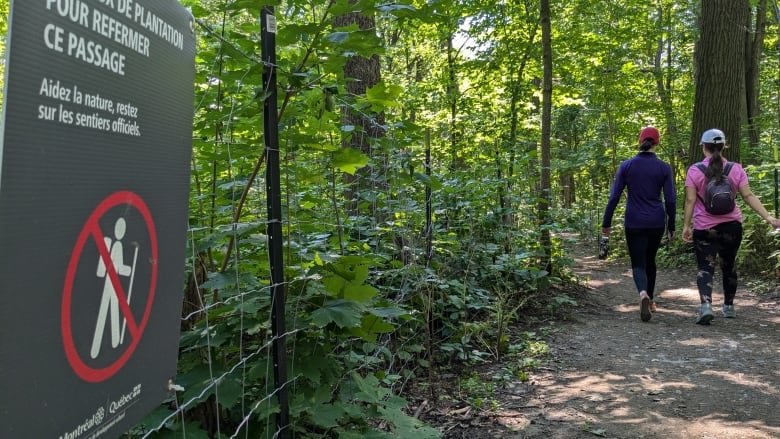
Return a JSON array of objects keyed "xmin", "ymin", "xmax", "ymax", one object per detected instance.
[{"xmin": 700, "ymin": 128, "xmax": 726, "ymax": 144}]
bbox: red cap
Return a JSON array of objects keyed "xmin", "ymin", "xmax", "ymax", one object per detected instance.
[{"xmin": 639, "ymin": 126, "xmax": 660, "ymax": 146}]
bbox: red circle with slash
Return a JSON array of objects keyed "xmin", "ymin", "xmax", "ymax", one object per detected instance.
[{"xmin": 61, "ymin": 191, "xmax": 158, "ymax": 383}]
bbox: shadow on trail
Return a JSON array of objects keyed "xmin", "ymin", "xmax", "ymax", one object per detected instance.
[{"xmin": 426, "ymin": 241, "xmax": 780, "ymax": 439}]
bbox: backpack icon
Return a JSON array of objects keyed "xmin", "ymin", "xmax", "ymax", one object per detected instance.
[{"xmin": 695, "ymin": 162, "xmax": 735, "ymax": 215}]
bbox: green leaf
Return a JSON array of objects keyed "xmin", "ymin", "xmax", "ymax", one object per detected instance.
[
  {"xmin": 378, "ymin": 404, "xmax": 439, "ymax": 438},
  {"xmin": 311, "ymin": 300, "xmax": 365, "ymax": 328},
  {"xmin": 216, "ymin": 378, "xmax": 243, "ymax": 410},
  {"xmin": 199, "ymin": 272, "xmax": 233, "ymax": 290},
  {"xmin": 247, "ymin": 357, "xmax": 270, "ymax": 382},
  {"xmin": 327, "ymin": 31, "xmax": 350, "ymax": 44},
  {"xmin": 413, "ymin": 172, "xmax": 442, "ymax": 190},
  {"xmin": 351, "ymin": 372, "xmax": 387, "ymax": 404},
  {"xmin": 323, "ymin": 275, "xmax": 347, "ymax": 296},
  {"xmin": 360, "ymin": 314, "xmax": 394, "ymax": 334},
  {"xmin": 295, "ymin": 358, "xmax": 322, "ymax": 385},
  {"xmin": 333, "ymin": 147, "xmax": 369, "ymax": 174},
  {"xmin": 378, "ymin": 4, "xmax": 417, "ymax": 13},
  {"xmin": 328, "ymin": 256, "xmax": 373, "ymax": 281},
  {"xmin": 364, "ymin": 82, "xmax": 404, "ymax": 112},
  {"xmin": 368, "ymin": 306, "xmax": 407, "ymax": 319},
  {"xmin": 309, "ymin": 403, "xmax": 346, "ymax": 429},
  {"xmin": 343, "ymin": 283, "xmax": 378, "ymax": 302}
]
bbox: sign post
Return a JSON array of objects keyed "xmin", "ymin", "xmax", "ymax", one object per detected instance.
[{"xmin": 0, "ymin": 1, "xmax": 195, "ymax": 437}]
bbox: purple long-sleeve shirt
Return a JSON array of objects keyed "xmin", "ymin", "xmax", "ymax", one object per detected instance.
[{"xmin": 602, "ymin": 151, "xmax": 676, "ymax": 231}]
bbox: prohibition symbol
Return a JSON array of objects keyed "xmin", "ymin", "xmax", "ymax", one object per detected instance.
[{"xmin": 61, "ymin": 191, "xmax": 158, "ymax": 383}]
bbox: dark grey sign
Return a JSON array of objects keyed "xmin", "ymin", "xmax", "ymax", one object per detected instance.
[{"xmin": 0, "ymin": 1, "xmax": 195, "ymax": 437}]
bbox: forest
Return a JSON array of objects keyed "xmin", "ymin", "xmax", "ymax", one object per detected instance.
[{"xmin": 2, "ymin": 0, "xmax": 780, "ymax": 438}]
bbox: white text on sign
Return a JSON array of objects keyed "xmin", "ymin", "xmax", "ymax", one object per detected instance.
[
  {"xmin": 38, "ymin": 77, "xmax": 141, "ymax": 137},
  {"xmin": 43, "ymin": 0, "xmax": 186, "ymax": 76}
]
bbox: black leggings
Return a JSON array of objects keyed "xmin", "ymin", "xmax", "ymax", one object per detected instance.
[
  {"xmin": 625, "ymin": 227, "xmax": 665, "ymax": 298},
  {"xmin": 692, "ymin": 221, "xmax": 743, "ymax": 305}
]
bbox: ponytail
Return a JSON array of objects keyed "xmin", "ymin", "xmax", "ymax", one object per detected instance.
[
  {"xmin": 703, "ymin": 143, "xmax": 725, "ymax": 180},
  {"xmin": 639, "ymin": 139, "xmax": 654, "ymax": 151}
]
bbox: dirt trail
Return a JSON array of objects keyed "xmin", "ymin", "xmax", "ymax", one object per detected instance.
[
  {"xmin": 428, "ymin": 240, "xmax": 780, "ymax": 438},
  {"xmin": 515, "ymin": 242, "xmax": 780, "ymax": 439}
]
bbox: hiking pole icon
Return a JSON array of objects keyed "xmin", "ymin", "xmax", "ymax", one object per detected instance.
[{"xmin": 119, "ymin": 242, "xmax": 139, "ymax": 345}]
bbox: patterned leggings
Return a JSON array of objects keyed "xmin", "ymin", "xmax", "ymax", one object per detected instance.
[{"xmin": 692, "ymin": 221, "xmax": 743, "ymax": 305}]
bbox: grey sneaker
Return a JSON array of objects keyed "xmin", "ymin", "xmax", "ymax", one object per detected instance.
[
  {"xmin": 696, "ymin": 303, "xmax": 714, "ymax": 325},
  {"xmin": 722, "ymin": 304, "xmax": 736, "ymax": 318}
]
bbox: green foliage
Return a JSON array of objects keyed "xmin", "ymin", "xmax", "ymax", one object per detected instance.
[
  {"xmin": 456, "ymin": 331, "xmax": 550, "ymax": 411},
  {"xmin": 736, "ymin": 165, "xmax": 780, "ymax": 275},
  {"xmin": 119, "ymin": 0, "xmax": 780, "ymax": 437}
]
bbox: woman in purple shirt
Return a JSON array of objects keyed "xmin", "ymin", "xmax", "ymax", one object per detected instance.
[
  {"xmin": 682, "ymin": 128, "xmax": 780, "ymax": 324},
  {"xmin": 602, "ymin": 127, "xmax": 676, "ymax": 322}
]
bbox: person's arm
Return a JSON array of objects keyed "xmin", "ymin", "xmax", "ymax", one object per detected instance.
[
  {"xmin": 663, "ymin": 166, "xmax": 676, "ymax": 239},
  {"xmin": 738, "ymin": 183, "xmax": 780, "ymax": 228},
  {"xmin": 682, "ymin": 185, "xmax": 697, "ymax": 242},
  {"xmin": 601, "ymin": 165, "xmax": 626, "ymax": 236}
]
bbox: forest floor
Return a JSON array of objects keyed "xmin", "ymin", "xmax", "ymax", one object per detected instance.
[{"xmin": 417, "ymin": 237, "xmax": 780, "ymax": 438}]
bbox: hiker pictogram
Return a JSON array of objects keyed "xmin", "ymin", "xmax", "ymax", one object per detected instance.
[
  {"xmin": 90, "ymin": 217, "xmax": 139, "ymax": 359},
  {"xmin": 62, "ymin": 191, "xmax": 158, "ymax": 383}
]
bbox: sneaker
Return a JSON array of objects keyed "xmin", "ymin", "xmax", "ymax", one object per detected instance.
[
  {"xmin": 640, "ymin": 292, "xmax": 651, "ymax": 322},
  {"xmin": 696, "ymin": 303, "xmax": 714, "ymax": 325},
  {"xmin": 722, "ymin": 304, "xmax": 736, "ymax": 318},
  {"xmin": 649, "ymin": 301, "xmax": 657, "ymax": 312}
]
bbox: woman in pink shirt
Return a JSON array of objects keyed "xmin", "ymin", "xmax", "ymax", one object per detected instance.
[{"xmin": 682, "ymin": 128, "xmax": 780, "ymax": 324}]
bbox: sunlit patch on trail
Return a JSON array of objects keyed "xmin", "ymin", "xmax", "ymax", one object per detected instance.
[
  {"xmin": 662, "ymin": 287, "xmax": 698, "ymax": 297},
  {"xmin": 701, "ymin": 370, "xmax": 779, "ymax": 395},
  {"xmin": 588, "ymin": 278, "xmax": 621, "ymax": 288}
]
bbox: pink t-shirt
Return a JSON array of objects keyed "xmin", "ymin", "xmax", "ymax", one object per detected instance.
[{"xmin": 684, "ymin": 158, "xmax": 748, "ymax": 230}]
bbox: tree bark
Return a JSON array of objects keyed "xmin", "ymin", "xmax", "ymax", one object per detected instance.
[
  {"xmin": 507, "ymin": 13, "xmax": 538, "ymax": 225},
  {"xmin": 539, "ymin": 0, "xmax": 553, "ymax": 275},
  {"xmin": 690, "ymin": 0, "xmax": 749, "ymax": 164},
  {"xmin": 333, "ymin": 10, "xmax": 386, "ymax": 217},
  {"xmin": 654, "ymin": 4, "xmax": 681, "ymax": 181},
  {"xmin": 745, "ymin": 0, "xmax": 768, "ymax": 158},
  {"xmin": 447, "ymin": 32, "xmax": 463, "ymax": 169}
]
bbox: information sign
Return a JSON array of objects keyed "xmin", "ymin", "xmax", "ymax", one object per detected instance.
[{"xmin": 0, "ymin": 1, "xmax": 195, "ymax": 437}]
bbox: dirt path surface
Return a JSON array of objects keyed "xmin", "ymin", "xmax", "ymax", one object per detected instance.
[{"xmin": 425, "ymin": 240, "xmax": 780, "ymax": 438}]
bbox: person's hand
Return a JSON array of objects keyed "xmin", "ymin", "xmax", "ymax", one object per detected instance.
[
  {"xmin": 601, "ymin": 227, "xmax": 611, "ymax": 237},
  {"xmin": 682, "ymin": 225, "xmax": 693, "ymax": 243},
  {"xmin": 769, "ymin": 217, "xmax": 780, "ymax": 229}
]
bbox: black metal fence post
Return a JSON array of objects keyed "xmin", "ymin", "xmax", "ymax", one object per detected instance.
[{"xmin": 261, "ymin": 6, "xmax": 289, "ymax": 438}]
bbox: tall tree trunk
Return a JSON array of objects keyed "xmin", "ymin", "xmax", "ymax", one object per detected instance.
[
  {"xmin": 507, "ymin": 78, "xmax": 519, "ymax": 226},
  {"xmin": 560, "ymin": 173, "xmax": 575, "ymax": 208},
  {"xmin": 654, "ymin": 4, "xmax": 680, "ymax": 181},
  {"xmin": 690, "ymin": 0, "xmax": 749, "ymax": 164},
  {"xmin": 506, "ymin": 14, "xmax": 538, "ymax": 225},
  {"xmin": 539, "ymin": 0, "xmax": 553, "ymax": 275},
  {"xmin": 494, "ymin": 141, "xmax": 507, "ymax": 218},
  {"xmin": 334, "ymin": 9, "xmax": 386, "ymax": 217},
  {"xmin": 745, "ymin": 0, "xmax": 768, "ymax": 159},
  {"xmin": 447, "ymin": 32, "xmax": 463, "ymax": 169}
]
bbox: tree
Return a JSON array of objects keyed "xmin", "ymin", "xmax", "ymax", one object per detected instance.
[
  {"xmin": 539, "ymin": 0, "xmax": 552, "ymax": 274},
  {"xmin": 690, "ymin": 0, "xmax": 749, "ymax": 163},
  {"xmin": 653, "ymin": 2, "xmax": 683, "ymax": 180},
  {"xmin": 334, "ymin": 5, "xmax": 386, "ymax": 217},
  {"xmin": 745, "ymin": 0, "xmax": 768, "ymax": 154}
]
